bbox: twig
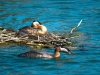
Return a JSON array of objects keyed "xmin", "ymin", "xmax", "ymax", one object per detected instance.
[{"xmin": 70, "ymin": 20, "xmax": 82, "ymax": 34}]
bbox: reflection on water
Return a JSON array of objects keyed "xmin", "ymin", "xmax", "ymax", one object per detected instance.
[{"xmin": 0, "ymin": 0, "xmax": 100, "ymax": 75}]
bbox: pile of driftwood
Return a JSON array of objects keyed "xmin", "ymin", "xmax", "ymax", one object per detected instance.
[
  {"xmin": 0, "ymin": 27, "xmax": 72, "ymax": 48},
  {"xmin": 0, "ymin": 20, "xmax": 82, "ymax": 48}
]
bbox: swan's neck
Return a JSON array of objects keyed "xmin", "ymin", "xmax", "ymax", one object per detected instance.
[
  {"xmin": 54, "ymin": 47, "xmax": 61, "ymax": 58},
  {"xmin": 40, "ymin": 25, "xmax": 47, "ymax": 32},
  {"xmin": 37, "ymin": 25, "xmax": 47, "ymax": 34},
  {"xmin": 54, "ymin": 52, "xmax": 60, "ymax": 58}
]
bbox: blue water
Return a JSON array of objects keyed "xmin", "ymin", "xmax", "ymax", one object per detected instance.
[{"xmin": 0, "ymin": 0, "xmax": 100, "ymax": 75}]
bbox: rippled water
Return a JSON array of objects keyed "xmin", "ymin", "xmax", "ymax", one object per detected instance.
[{"xmin": 0, "ymin": 0, "xmax": 100, "ymax": 75}]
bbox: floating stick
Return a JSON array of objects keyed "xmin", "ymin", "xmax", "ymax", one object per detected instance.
[
  {"xmin": 70, "ymin": 20, "xmax": 82, "ymax": 34},
  {"xmin": 77, "ymin": 20, "xmax": 82, "ymax": 28}
]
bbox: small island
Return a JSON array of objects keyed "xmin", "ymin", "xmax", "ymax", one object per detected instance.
[
  {"xmin": 0, "ymin": 20, "xmax": 83, "ymax": 49},
  {"xmin": 0, "ymin": 27, "xmax": 72, "ymax": 48}
]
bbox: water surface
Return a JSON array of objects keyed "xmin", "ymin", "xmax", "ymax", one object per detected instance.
[{"xmin": 0, "ymin": 0, "xmax": 100, "ymax": 75}]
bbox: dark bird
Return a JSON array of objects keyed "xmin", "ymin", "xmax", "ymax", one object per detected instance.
[{"xmin": 18, "ymin": 46, "xmax": 72, "ymax": 58}]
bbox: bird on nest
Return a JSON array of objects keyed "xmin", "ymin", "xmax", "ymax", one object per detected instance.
[{"xmin": 16, "ymin": 21, "xmax": 48, "ymax": 41}]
